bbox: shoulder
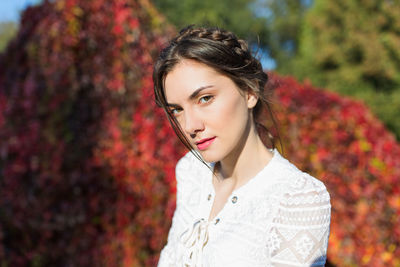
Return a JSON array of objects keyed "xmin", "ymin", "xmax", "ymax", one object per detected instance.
[
  {"xmin": 175, "ymin": 151, "xmax": 195, "ymax": 176},
  {"xmin": 270, "ymin": 150, "xmax": 330, "ymax": 204},
  {"xmin": 176, "ymin": 150, "xmax": 202, "ymax": 174},
  {"xmin": 175, "ymin": 150, "xmax": 212, "ymax": 181},
  {"xmin": 174, "ymin": 151, "xmax": 211, "ymax": 208},
  {"xmin": 174, "ymin": 152, "xmax": 193, "ymax": 185},
  {"xmin": 266, "ymin": 152, "xmax": 331, "ymax": 266}
]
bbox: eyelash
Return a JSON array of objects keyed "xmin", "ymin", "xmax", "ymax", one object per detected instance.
[
  {"xmin": 169, "ymin": 95, "xmax": 214, "ymax": 115},
  {"xmin": 170, "ymin": 107, "xmax": 182, "ymax": 115},
  {"xmin": 199, "ymin": 95, "xmax": 213, "ymax": 104}
]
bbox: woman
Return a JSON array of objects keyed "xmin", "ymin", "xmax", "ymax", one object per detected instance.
[{"xmin": 153, "ymin": 25, "xmax": 331, "ymax": 267}]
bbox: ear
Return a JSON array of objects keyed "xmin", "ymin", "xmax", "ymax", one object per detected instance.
[{"xmin": 246, "ymin": 90, "xmax": 258, "ymax": 109}]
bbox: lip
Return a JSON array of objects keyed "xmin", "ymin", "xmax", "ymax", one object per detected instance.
[{"xmin": 195, "ymin": 137, "xmax": 216, "ymax": 151}]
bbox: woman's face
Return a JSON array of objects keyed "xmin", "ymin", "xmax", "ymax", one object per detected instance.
[{"xmin": 164, "ymin": 59, "xmax": 258, "ymax": 163}]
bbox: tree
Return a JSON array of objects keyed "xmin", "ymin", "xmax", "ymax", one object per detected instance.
[
  {"xmin": 292, "ymin": 0, "xmax": 400, "ymax": 138},
  {"xmin": 152, "ymin": 0, "xmax": 313, "ymax": 70},
  {"xmin": 259, "ymin": 0, "xmax": 312, "ymax": 72},
  {"xmin": 2, "ymin": 0, "xmax": 399, "ymax": 265},
  {"xmin": 152, "ymin": 0, "xmax": 269, "ymax": 48},
  {"xmin": 268, "ymin": 73, "xmax": 400, "ymax": 266},
  {"xmin": 0, "ymin": 0, "xmax": 43, "ymax": 53},
  {"xmin": 0, "ymin": 22, "xmax": 17, "ymax": 52},
  {"xmin": 0, "ymin": 0, "xmax": 183, "ymax": 265}
]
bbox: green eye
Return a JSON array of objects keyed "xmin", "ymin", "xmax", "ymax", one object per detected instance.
[
  {"xmin": 199, "ymin": 95, "xmax": 213, "ymax": 104},
  {"xmin": 170, "ymin": 108, "xmax": 181, "ymax": 115}
]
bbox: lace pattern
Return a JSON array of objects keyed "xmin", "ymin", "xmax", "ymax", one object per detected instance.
[
  {"xmin": 268, "ymin": 174, "xmax": 331, "ymax": 266},
  {"xmin": 158, "ymin": 149, "xmax": 331, "ymax": 267}
]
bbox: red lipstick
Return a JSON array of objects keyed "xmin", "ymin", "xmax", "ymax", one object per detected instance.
[{"xmin": 196, "ymin": 137, "xmax": 216, "ymax": 150}]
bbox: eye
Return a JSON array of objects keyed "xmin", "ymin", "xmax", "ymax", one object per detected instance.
[
  {"xmin": 170, "ymin": 108, "xmax": 182, "ymax": 115},
  {"xmin": 199, "ymin": 95, "xmax": 213, "ymax": 104}
]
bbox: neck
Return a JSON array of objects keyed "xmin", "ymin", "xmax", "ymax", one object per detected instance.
[{"xmin": 215, "ymin": 122, "xmax": 273, "ymax": 186}]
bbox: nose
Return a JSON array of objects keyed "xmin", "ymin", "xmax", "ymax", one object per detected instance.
[{"xmin": 182, "ymin": 108, "xmax": 204, "ymax": 137}]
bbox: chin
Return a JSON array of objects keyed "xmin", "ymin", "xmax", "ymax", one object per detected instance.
[{"xmin": 197, "ymin": 150, "xmax": 222, "ymax": 163}]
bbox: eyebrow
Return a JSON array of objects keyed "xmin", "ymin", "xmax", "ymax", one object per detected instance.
[{"xmin": 166, "ymin": 85, "xmax": 214, "ymax": 107}]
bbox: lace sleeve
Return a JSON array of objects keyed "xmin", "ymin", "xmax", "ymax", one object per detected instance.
[
  {"xmin": 157, "ymin": 156, "xmax": 189, "ymax": 267},
  {"xmin": 267, "ymin": 174, "xmax": 331, "ymax": 267}
]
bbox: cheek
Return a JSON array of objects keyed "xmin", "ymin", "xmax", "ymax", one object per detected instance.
[{"xmin": 211, "ymin": 94, "xmax": 249, "ymax": 130}]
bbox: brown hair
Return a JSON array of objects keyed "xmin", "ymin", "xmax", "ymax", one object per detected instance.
[{"xmin": 153, "ymin": 25, "xmax": 282, "ymax": 164}]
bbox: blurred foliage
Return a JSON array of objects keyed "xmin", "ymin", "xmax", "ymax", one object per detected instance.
[
  {"xmin": 0, "ymin": 22, "xmax": 18, "ymax": 52},
  {"xmin": 151, "ymin": 0, "xmax": 313, "ymax": 65},
  {"xmin": 1, "ymin": 0, "xmax": 400, "ymax": 266},
  {"xmin": 259, "ymin": 0, "xmax": 311, "ymax": 72},
  {"xmin": 152, "ymin": 0, "xmax": 269, "ymax": 48},
  {"xmin": 267, "ymin": 73, "xmax": 400, "ymax": 266},
  {"xmin": 290, "ymin": 0, "xmax": 400, "ymax": 139},
  {"xmin": 0, "ymin": 0, "xmax": 43, "ymax": 53},
  {"xmin": 0, "ymin": 0, "xmax": 183, "ymax": 265}
]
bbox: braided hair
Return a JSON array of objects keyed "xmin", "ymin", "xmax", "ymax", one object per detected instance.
[{"xmin": 153, "ymin": 25, "xmax": 282, "ymax": 164}]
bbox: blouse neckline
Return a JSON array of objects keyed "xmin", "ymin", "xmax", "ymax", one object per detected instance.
[{"xmin": 207, "ymin": 147, "xmax": 279, "ymax": 196}]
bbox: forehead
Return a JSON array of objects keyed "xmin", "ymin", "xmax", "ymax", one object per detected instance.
[{"xmin": 164, "ymin": 59, "xmax": 222, "ymax": 102}]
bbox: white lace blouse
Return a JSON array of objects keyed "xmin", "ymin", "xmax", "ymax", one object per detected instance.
[{"xmin": 157, "ymin": 148, "xmax": 331, "ymax": 267}]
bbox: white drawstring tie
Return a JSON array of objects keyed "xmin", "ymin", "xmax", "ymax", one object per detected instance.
[{"xmin": 179, "ymin": 218, "xmax": 210, "ymax": 267}]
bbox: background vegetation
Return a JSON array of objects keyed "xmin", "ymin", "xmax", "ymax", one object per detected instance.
[
  {"xmin": 0, "ymin": 22, "xmax": 17, "ymax": 52},
  {"xmin": 0, "ymin": 0, "xmax": 399, "ymax": 266},
  {"xmin": 291, "ymin": 0, "xmax": 400, "ymax": 141},
  {"xmin": 1, "ymin": 0, "xmax": 183, "ymax": 265},
  {"xmin": 152, "ymin": 0, "xmax": 400, "ymax": 140}
]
